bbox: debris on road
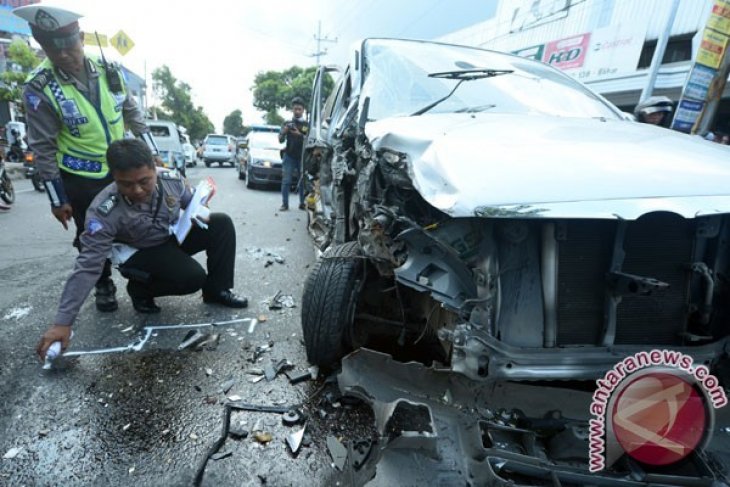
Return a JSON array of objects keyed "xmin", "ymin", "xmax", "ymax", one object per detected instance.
[
  {"xmin": 211, "ymin": 451, "xmax": 232, "ymax": 461},
  {"xmin": 3, "ymin": 447, "xmax": 21, "ymax": 459},
  {"xmin": 286, "ymin": 424, "xmax": 306, "ymax": 454},
  {"xmin": 219, "ymin": 378, "xmax": 236, "ymax": 395},
  {"xmin": 228, "ymin": 427, "xmax": 248, "ymax": 440},
  {"xmin": 227, "ymin": 395, "xmax": 242, "ymax": 402},
  {"xmin": 178, "ymin": 330, "xmax": 208, "ymax": 350},
  {"xmin": 287, "ymin": 370, "xmax": 312, "ymax": 384},
  {"xmin": 267, "ymin": 291, "xmax": 296, "ymax": 310},
  {"xmin": 3, "ymin": 306, "xmax": 31, "ymax": 320},
  {"xmin": 326, "ymin": 436, "xmax": 347, "ymax": 471},
  {"xmin": 253, "ymin": 431, "xmax": 272, "ymax": 444},
  {"xmin": 281, "ymin": 409, "xmax": 303, "ymax": 426},
  {"xmin": 258, "ymin": 314, "xmax": 267, "ymax": 322},
  {"xmin": 247, "ymin": 318, "xmax": 258, "ymax": 334},
  {"xmin": 205, "ymin": 368, "xmax": 213, "ymax": 376}
]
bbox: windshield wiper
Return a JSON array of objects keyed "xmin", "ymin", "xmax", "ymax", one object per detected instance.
[
  {"xmin": 411, "ymin": 68, "xmax": 513, "ymax": 116},
  {"xmin": 454, "ymin": 104, "xmax": 496, "ymax": 113}
]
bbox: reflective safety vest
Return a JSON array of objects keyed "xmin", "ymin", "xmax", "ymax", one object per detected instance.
[{"xmin": 26, "ymin": 57, "xmax": 127, "ymax": 179}]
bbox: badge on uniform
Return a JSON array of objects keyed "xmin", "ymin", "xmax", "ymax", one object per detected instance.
[
  {"xmin": 87, "ymin": 218, "xmax": 104, "ymax": 235},
  {"xmin": 25, "ymin": 93, "xmax": 42, "ymax": 111},
  {"xmin": 97, "ymin": 195, "xmax": 118, "ymax": 216}
]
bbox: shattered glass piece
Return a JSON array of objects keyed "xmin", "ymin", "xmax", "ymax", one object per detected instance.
[
  {"xmin": 246, "ymin": 368, "xmax": 265, "ymax": 375},
  {"xmin": 205, "ymin": 368, "xmax": 213, "ymax": 376},
  {"xmin": 190, "ymin": 433, "xmax": 199, "ymax": 440},
  {"xmin": 227, "ymin": 395, "xmax": 242, "ymax": 402},
  {"xmin": 248, "ymin": 376, "xmax": 265, "ymax": 384},
  {"xmin": 219, "ymin": 378, "xmax": 236, "ymax": 394},
  {"xmin": 286, "ymin": 425, "xmax": 306, "ymax": 454},
  {"xmin": 247, "ymin": 319, "xmax": 258, "ymax": 334},
  {"xmin": 3, "ymin": 447, "xmax": 21, "ymax": 459},
  {"xmin": 122, "ymin": 423, "xmax": 131, "ymax": 431},
  {"xmin": 196, "ymin": 333, "xmax": 220, "ymax": 351},
  {"xmin": 326, "ymin": 436, "xmax": 348, "ymax": 471}
]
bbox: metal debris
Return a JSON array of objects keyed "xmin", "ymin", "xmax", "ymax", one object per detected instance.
[
  {"xmin": 3, "ymin": 447, "xmax": 21, "ymax": 459},
  {"xmin": 264, "ymin": 362, "xmax": 277, "ymax": 382},
  {"xmin": 326, "ymin": 436, "xmax": 348, "ymax": 471},
  {"xmin": 267, "ymin": 291, "xmax": 296, "ymax": 310},
  {"xmin": 288, "ymin": 370, "xmax": 313, "ymax": 384},
  {"xmin": 282, "ymin": 409, "xmax": 303, "ymax": 426},
  {"xmin": 196, "ymin": 333, "xmax": 220, "ymax": 351},
  {"xmin": 286, "ymin": 424, "xmax": 306, "ymax": 454},
  {"xmin": 211, "ymin": 451, "xmax": 232, "ymax": 461},
  {"xmin": 178, "ymin": 330, "xmax": 208, "ymax": 350},
  {"xmin": 226, "ymin": 401, "xmax": 291, "ymax": 414}
]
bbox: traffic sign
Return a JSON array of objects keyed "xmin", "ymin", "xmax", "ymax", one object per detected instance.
[{"xmin": 110, "ymin": 30, "xmax": 134, "ymax": 56}]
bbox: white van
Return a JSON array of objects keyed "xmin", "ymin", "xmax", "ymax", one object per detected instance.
[{"xmin": 146, "ymin": 120, "xmax": 186, "ymax": 176}]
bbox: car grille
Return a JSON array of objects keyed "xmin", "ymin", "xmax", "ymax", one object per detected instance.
[{"xmin": 556, "ymin": 213, "xmax": 692, "ymax": 346}]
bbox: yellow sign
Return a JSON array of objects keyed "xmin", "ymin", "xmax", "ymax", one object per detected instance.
[
  {"xmin": 697, "ymin": 28, "xmax": 728, "ymax": 69},
  {"xmin": 110, "ymin": 30, "xmax": 135, "ymax": 56},
  {"xmin": 83, "ymin": 32, "xmax": 108, "ymax": 47},
  {"xmin": 708, "ymin": 0, "xmax": 730, "ymax": 36}
]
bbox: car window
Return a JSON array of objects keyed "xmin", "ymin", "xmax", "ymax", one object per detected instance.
[
  {"xmin": 149, "ymin": 126, "xmax": 171, "ymax": 137},
  {"xmin": 361, "ymin": 39, "xmax": 621, "ymax": 121},
  {"xmin": 206, "ymin": 136, "xmax": 228, "ymax": 145},
  {"xmin": 248, "ymin": 132, "xmax": 283, "ymax": 150}
]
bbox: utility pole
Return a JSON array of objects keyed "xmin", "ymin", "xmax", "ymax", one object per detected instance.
[
  {"xmin": 639, "ymin": 0, "xmax": 680, "ymax": 103},
  {"xmin": 309, "ymin": 20, "xmax": 337, "ymax": 65}
]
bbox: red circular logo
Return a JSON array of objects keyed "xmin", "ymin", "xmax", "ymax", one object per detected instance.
[{"xmin": 611, "ymin": 372, "xmax": 707, "ymax": 465}]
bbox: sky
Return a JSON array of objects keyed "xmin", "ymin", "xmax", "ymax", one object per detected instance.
[{"xmin": 34, "ymin": 0, "xmax": 496, "ymax": 133}]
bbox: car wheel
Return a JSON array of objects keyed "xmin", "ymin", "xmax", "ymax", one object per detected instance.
[
  {"xmin": 301, "ymin": 242, "xmax": 363, "ymax": 371},
  {"xmin": 205, "ymin": 161, "xmax": 211, "ymax": 168}
]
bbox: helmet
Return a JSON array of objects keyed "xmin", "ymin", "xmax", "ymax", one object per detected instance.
[{"xmin": 634, "ymin": 96, "xmax": 673, "ymax": 124}]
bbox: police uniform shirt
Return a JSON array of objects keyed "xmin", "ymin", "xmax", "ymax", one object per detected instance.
[
  {"xmin": 23, "ymin": 57, "xmax": 149, "ymax": 181},
  {"xmin": 54, "ymin": 169, "xmax": 192, "ymax": 326}
]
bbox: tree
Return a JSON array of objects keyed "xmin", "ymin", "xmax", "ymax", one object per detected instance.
[
  {"xmin": 222, "ymin": 109, "xmax": 245, "ymax": 137},
  {"xmin": 0, "ymin": 39, "xmax": 40, "ymax": 107},
  {"xmin": 152, "ymin": 65, "xmax": 214, "ymax": 141},
  {"xmin": 252, "ymin": 65, "xmax": 333, "ymax": 124}
]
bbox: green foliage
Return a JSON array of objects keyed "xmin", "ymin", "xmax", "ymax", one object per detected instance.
[
  {"xmin": 223, "ymin": 109, "xmax": 245, "ymax": 137},
  {"xmin": 152, "ymin": 65, "xmax": 214, "ymax": 141},
  {"xmin": 0, "ymin": 39, "xmax": 40, "ymax": 105},
  {"xmin": 252, "ymin": 65, "xmax": 334, "ymax": 123}
]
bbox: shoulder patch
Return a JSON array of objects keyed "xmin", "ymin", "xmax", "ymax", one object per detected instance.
[
  {"xmin": 87, "ymin": 218, "xmax": 104, "ymax": 235},
  {"xmin": 159, "ymin": 170, "xmax": 180, "ymax": 180},
  {"xmin": 97, "ymin": 195, "xmax": 118, "ymax": 216},
  {"xmin": 27, "ymin": 69, "xmax": 52, "ymax": 91}
]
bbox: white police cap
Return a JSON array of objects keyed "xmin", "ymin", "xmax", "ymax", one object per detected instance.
[{"xmin": 13, "ymin": 5, "xmax": 82, "ymax": 32}]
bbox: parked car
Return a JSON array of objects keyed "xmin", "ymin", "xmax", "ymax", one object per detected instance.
[
  {"xmin": 300, "ymin": 38, "xmax": 730, "ymax": 483},
  {"xmin": 147, "ymin": 120, "xmax": 186, "ymax": 176},
  {"xmin": 202, "ymin": 134, "xmax": 236, "ymax": 167},
  {"xmin": 183, "ymin": 142, "xmax": 196, "ymax": 167},
  {"xmin": 238, "ymin": 131, "xmax": 288, "ymax": 189}
]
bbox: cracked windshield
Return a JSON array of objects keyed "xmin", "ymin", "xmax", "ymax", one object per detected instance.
[{"xmin": 1, "ymin": 1, "xmax": 730, "ymax": 486}]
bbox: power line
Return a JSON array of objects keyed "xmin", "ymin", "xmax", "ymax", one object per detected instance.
[{"xmin": 309, "ymin": 20, "xmax": 338, "ymax": 65}]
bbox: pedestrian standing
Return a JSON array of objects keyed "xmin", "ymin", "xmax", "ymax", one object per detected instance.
[
  {"xmin": 14, "ymin": 5, "xmax": 161, "ymax": 313},
  {"xmin": 278, "ymin": 97, "xmax": 308, "ymax": 211}
]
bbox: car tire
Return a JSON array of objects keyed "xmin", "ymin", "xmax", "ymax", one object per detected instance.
[
  {"xmin": 301, "ymin": 242, "xmax": 363, "ymax": 371},
  {"xmin": 205, "ymin": 161, "xmax": 211, "ymax": 168}
]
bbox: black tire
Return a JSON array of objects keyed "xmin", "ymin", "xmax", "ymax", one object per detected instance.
[
  {"xmin": 301, "ymin": 242, "xmax": 363, "ymax": 370},
  {"xmin": 0, "ymin": 172, "xmax": 15, "ymax": 204},
  {"xmin": 32, "ymin": 173, "xmax": 45, "ymax": 192},
  {"xmin": 205, "ymin": 160, "xmax": 211, "ymax": 168},
  {"xmin": 245, "ymin": 169, "xmax": 255, "ymax": 189},
  {"xmin": 6, "ymin": 151, "xmax": 19, "ymax": 162}
]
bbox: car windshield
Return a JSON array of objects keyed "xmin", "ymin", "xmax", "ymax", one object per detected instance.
[
  {"xmin": 360, "ymin": 39, "xmax": 621, "ymax": 121},
  {"xmin": 207, "ymin": 136, "xmax": 228, "ymax": 145},
  {"xmin": 249, "ymin": 132, "xmax": 282, "ymax": 150},
  {"xmin": 149, "ymin": 126, "xmax": 171, "ymax": 137}
]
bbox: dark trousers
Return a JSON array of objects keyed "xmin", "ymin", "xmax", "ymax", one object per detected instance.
[
  {"xmin": 60, "ymin": 171, "xmax": 113, "ymax": 283},
  {"xmin": 120, "ymin": 213, "xmax": 236, "ymax": 299},
  {"xmin": 281, "ymin": 154, "xmax": 304, "ymax": 207}
]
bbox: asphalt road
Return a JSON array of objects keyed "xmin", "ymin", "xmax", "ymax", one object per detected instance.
[{"xmin": 0, "ymin": 165, "xmax": 367, "ymax": 486}]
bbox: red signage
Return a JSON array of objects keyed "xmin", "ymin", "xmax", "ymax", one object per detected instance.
[{"xmin": 543, "ymin": 33, "xmax": 590, "ymax": 69}]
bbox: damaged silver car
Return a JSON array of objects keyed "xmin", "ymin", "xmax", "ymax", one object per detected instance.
[{"xmin": 301, "ymin": 38, "xmax": 730, "ymax": 483}]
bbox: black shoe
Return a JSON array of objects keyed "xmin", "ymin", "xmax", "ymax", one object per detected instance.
[
  {"xmin": 203, "ymin": 290, "xmax": 248, "ymax": 308},
  {"xmin": 298, "ymin": 203, "xmax": 306, "ymax": 210},
  {"xmin": 131, "ymin": 296, "xmax": 161, "ymax": 314},
  {"xmin": 279, "ymin": 205, "xmax": 289, "ymax": 211},
  {"xmin": 95, "ymin": 279, "xmax": 118, "ymax": 312}
]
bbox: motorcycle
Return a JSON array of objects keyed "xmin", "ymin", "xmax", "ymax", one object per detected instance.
[
  {"xmin": 0, "ymin": 157, "xmax": 15, "ymax": 205},
  {"xmin": 23, "ymin": 152, "xmax": 44, "ymax": 192}
]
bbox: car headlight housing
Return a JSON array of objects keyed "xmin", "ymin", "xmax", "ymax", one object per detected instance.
[{"xmin": 251, "ymin": 158, "xmax": 272, "ymax": 168}]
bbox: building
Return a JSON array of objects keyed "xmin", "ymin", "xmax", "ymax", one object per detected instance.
[{"xmin": 440, "ymin": 0, "xmax": 729, "ymax": 130}]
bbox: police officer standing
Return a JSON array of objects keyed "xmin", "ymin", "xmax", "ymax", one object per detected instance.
[
  {"xmin": 36, "ymin": 139, "xmax": 248, "ymax": 361},
  {"xmin": 14, "ymin": 5, "xmax": 160, "ymax": 313},
  {"xmin": 278, "ymin": 97, "xmax": 308, "ymax": 211}
]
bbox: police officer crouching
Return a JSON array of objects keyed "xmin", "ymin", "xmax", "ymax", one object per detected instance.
[{"xmin": 36, "ymin": 139, "xmax": 248, "ymax": 360}]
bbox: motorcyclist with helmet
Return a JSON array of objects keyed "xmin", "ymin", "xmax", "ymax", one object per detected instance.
[{"xmin": 634, "ymin": 96, "xmax": 674, "ymax": 127}]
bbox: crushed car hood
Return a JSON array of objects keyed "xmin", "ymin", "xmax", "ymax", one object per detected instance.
[{"xmin": 365, "ymin": 114, "xmax": 730, "ymax": 219}]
